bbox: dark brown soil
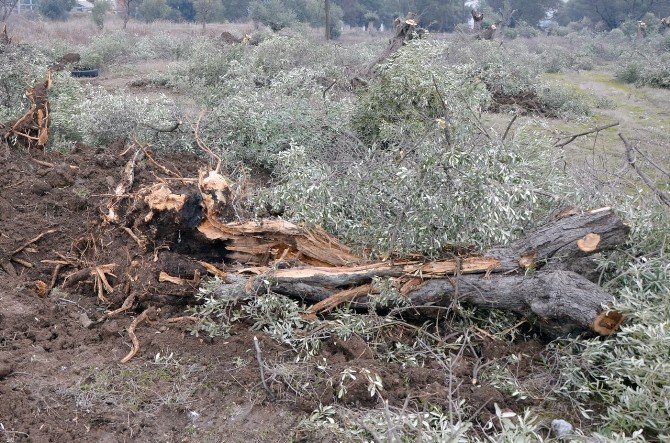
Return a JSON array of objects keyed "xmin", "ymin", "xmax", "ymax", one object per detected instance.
[{"xmin": 0, "ymin": 141, "xmax": 557, "ymax": 442}]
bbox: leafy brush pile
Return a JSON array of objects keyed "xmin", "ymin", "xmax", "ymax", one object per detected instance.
[
  {"xmin": 258, "ymin": 40, "xmax": 571, "ymax": 257},
  {"xmin": 0, "ymin": 43, "xmax": 48, "ymax": 122},
  {"xmin": 615, "ymin": 53, "xmax": 670, "ymax": 89}
]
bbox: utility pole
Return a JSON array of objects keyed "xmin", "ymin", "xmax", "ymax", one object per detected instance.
[{"xmin": 324, "ymin": 0, "xmax": 331, "ymax": 40}]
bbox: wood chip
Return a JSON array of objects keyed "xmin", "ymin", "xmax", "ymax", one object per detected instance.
[
  {"xmin": 35, "ymin": 280, "xmax": 48, "ymax": 298},
  {"xmin": 158, "ymin": 271, "xmax": 186, "ymax": 285}
]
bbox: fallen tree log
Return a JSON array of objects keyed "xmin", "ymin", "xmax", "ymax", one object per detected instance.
[
  {"xmin": 237, "ymin": 208, "xmax": 628, "ymax": 337},
  {"xmin": 257, "ymin": 270, "xmax": 622, "ymax": 338},
  {"xmin": 124, "ymin": 173, "xmax": 628, "ymax": 338}
]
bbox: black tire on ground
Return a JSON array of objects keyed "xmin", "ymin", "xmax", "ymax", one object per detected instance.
[{"xmin": 71, "ymin": 68, "xmax": 99, "ymax": 78}]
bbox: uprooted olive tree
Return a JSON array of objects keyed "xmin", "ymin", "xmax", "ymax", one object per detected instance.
[{"xmin": 109, "ymin": 162, "xmax": 627, "ymax": 339}]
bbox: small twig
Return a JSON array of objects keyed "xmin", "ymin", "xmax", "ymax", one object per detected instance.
[
  {"xmin": 628, "ymin": 142, "xmax": 670, "ymax": 177},
  {"xmin": 431, "ymin": 73, "xmax": 453, "ymax": 148},
  {"xmin": 47, "ymin": 263, "xmax": 63, "ymax": 295},
  {"xmin": 10, "ymin": 257, "xmax": 32, "ymax": 268},
  {"xmin": 554, "ymin": 122, "xmax": 619, "ymax": 148},
  {"xmin": 31, "ymin": 158, "xmax": 56, "ymax": 168},
  {"xmin": 501, "ymin": 113, "xmax": 518, "ymax": 142},
  {"xmin": 322, "ymin": 79, "xmax": 337, "ymax": 99},
  {"xmin": 122, "ymin": 227, "xmax": 147, "ymax": 250},
  {"xmin": 192, "ymin": 111, "xmax": 222, "ymax": 173},
  {"xmin": 11, "ymin": 228, "xmax": 58, "ymax": 256},
  {"xmin": 253, "ymin": 336, "xmax": 275, "ymax": 400},
  {"xmin": 121, "ymin": 309, "xmax": 150, "ymax": 363},
  {"xmin": 143, "ymin": 148, "xmax": 182, "ymax": 178},
  {"xmin": 166, "ymin": 316, "xmax": 198, "ymax": 323},
  {"xmin": 105, "ymin": 293, "xmax": 136, "ymax": 317}
]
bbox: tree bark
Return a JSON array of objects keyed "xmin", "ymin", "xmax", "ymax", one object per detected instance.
[
  {"xmin": 233, "ymin": 208, "xmax": 628, "ymax": 337},
  {"xmin": 324, "ymin": 0, "xmax": 331, "ymax": 40}
]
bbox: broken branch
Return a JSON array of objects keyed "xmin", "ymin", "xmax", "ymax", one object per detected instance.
[{"xmin": 554, "ymin": 122, "xmax": 619, "ymax": 148}]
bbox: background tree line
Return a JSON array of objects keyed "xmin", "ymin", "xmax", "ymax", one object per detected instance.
[{"xmin": 32, "ymin": 0, "xmax": 670, "ymax": 34}]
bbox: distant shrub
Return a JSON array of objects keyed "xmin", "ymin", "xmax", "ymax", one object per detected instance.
[
  {"xmin": 138, "ymin": 0, "xmax": 171, "ymax": 23},
  {"xmin": 471, "ymin": 42, "xmax": 590, "ymax": 118},
  {"xmin": 79, "ymin": 31, "xmax": 134, "ymax": 69},
  {"xmin": 133, "ymin": 32, "xmax": 193, "ymax": 60},
  {"xmin": 543, "ymin": 48, "xmax": 569, "ymax": 73},
  {"xmin": 615, "ymin": 63, "xmax": 642, "ymax": 83},
  {"xmin": 514, "ymin": 21, "xmax": 539, "ymax": 38},
  {"xmin": 91, "ymin": 0, "xmax": 111, "ymax": 29},
  {"xmin": 536, "ymin": 83, "xmax": 591, "ymax": 117},
  {"xmin": 249, "ymin": 0, "xmax": 297, "ymax": 32},
  {"xmin": 547, "ymin": 25, "xmax": 570, "ymax": 37},
  {"xmin": 38, "ymin": 0, "xmax": 75, "ymax": 20},
  {"xmin": 175, "ymin": 38, "xmax": 244, "ymax": 98}
]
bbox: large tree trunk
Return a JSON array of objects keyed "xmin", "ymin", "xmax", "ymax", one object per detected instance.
[
  {"xmin": 131, "ymin": 174, "xmax": 628, "ymax": 338},
  {"xmin": 239, "ymin": 208, "xmax": 628, "ymax": 337},
  {"xmin": 324, "ymin": 0, "xmax": 331, "ymax": 41},
  {"xmin": 351, "ymin": 12, "xmax": 423, "ymax": 86}
]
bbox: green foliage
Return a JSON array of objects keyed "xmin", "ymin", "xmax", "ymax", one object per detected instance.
[
  {"xmin": 48, "ymin": 72, "xmax": 87, "ymax": 149},
  {"xmin": 79, "ymin": 31, "xmax": 134, "ymax": 69},
  {"xmin": 363, "ymin": 11, "xmax": 379, "ymax": 25},
  {"xmin": 138, "ymin": 0, "xmax": 171, "ymax": 23},
  {"xmin": 38, "ymin": 0, "xmax": 75, "ymax": 20},
  {"xmin": 352, "ymin": 41, "xmax": 490, "ymax": 145},
  {"xmin": 194, "ymin": 0, "xmax": 224, "ymax": 27},
  {"xmin": 484, "ymin": 0, "xmax": 561, "ymax": 27},
  {"xmin": 77, "ymin": 88, "xmax": 183, "ymax": 148},
  {"xmin": 249, "ymin": 0, "xmax": 297, "ymax": 31},
  {"xmin": 557, "ymin": 0, "xmax": 670, "ymax": 30},
  {"xmin": 467, "ymin": 41, "xmax": 590, "ymax": 118},
  {"xmin": 258, "ymin": 41, "xmax": 571, "ymax": 257},
  {"xmin": 0, "ymin": 44, "xmax": 48, "ymax": 122},
  {"xmin": 616, "ymin": 63, "xmax": 642, "ymax": 84},
  {"xmin": 132, "ymin": 32, "xmax": 193, "ymax": 60},
  {"xmin": 167, "ymin": 0, "xmax": 196, "ymax": 21},
  {"xmin": 91, "ymin": 0, "xmax": 111, "ymax": 29},
  {"xmin": 615, "ymin": 53, "xmax": 670, "ymax": 89},
  {"xmin": 181, "ymin": 35, "xmax": 374, "ymax": 167}
]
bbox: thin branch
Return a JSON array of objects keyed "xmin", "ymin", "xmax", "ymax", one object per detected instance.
[
  {"xmin": 501, "ymin": 113, "xmax": 518, "ymax": 143},
  {"xmin": 191, "ymin": 111, "xmax": 222, "ymax": 172},
  {"xmin": 322, "ymin": 79, "xmax": 336, "ymax": 100},
  {"xmin": 253, "ymin": 336, "xmax": 276, "ymax": 400},
  {"xmin": 554, "ymin": 122, "xmax": 619, "ymax": 148},
  {"xmin": 619, "ymin": 133, "xmax": 670, "ymax": 208},
  {"xmin": 629, "ymin": 141, "xmax": 670, "ymax": 177}
]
